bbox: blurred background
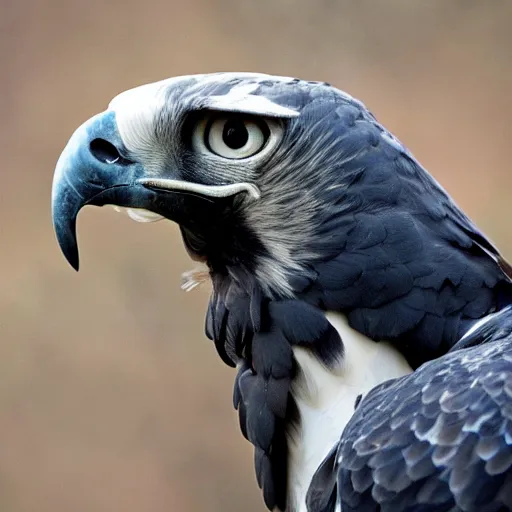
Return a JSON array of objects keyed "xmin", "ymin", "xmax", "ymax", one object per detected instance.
[{"xmin": 1, "ymin": 1, "xmax": 511, "ymax": 511}]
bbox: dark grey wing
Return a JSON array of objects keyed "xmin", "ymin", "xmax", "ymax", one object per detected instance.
[{"xmin": 307, "ymin": 309, "xmax": 512, "ymax": 512}]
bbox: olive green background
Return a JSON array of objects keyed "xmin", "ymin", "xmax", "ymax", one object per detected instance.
[{"xmin": 1, "ymin": 2, "xmax": 511, "ymax": 511}]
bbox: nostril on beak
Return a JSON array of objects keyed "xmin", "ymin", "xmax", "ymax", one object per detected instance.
[{"xmin": 89, "ymin": 138, "xmax": 124, "ymax": 165}]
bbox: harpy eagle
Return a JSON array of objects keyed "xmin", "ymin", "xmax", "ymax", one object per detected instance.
[{"xmin": 51, "ymin": 73, "xmax": 512, "ymax": 511}]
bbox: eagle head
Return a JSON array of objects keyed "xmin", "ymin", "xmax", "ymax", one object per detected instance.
[{"xmin": 53, "ymin": 73, "xmax": 402, "ymax": 297}]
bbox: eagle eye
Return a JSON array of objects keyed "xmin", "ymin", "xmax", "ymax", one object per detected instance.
[{"xmin": 191, "ymin": 114, "xmax": 274, "ymax": 160}]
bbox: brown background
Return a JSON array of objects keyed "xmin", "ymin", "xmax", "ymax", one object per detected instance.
[{"xmin": 1, "ymin": 2, "xmax": 511, "ymax": 511}]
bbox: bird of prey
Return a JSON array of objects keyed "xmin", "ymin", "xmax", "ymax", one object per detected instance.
[{"xmin": 51, "ymin": 73, "xmax": 512, "ymax": 511}]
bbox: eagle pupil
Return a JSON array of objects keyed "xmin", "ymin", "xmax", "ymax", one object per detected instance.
[{"xmin": 222, "ymin": 119, "xmax": 248, "ymax": 149}]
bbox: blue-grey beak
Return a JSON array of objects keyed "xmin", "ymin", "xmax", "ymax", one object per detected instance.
[{"xmin": 51, "ymin": 110, "xmax": 162, "ymax": 270}]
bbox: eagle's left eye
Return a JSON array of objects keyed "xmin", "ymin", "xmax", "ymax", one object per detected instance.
[{"xmin": 192, "ymin": 114, "xmax": 271, "ymax": 160}]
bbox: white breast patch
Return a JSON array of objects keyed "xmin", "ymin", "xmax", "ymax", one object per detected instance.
[{"xmin": 287, "ymin": 311, "xmax": 413, "ymax": 511}]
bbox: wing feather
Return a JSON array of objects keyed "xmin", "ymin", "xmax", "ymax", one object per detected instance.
[{"xmin": 307, "ymin": 309, "xmax": 512, "ymax": 512}]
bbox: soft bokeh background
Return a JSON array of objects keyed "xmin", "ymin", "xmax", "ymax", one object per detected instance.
[{"xmin": 1, "ymin": 1, "xmax": 511, "ymax": 511}]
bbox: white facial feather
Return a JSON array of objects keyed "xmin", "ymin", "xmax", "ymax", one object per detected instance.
[
  {"xmin": 206, "ymin": 83, "xmax": 299, "ymax": 118},
  {"xmin": 109, "ymin": 80, "xmax": 169, "ymax": 158}
]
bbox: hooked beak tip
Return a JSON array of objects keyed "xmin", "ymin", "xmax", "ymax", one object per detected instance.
[{"xmin": 53, "ymin": 214, "xmax": 80, "ymax": 271}]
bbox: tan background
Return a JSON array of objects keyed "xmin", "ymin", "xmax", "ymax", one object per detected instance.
[{"xmin": 1, "ymin": 2, "xmax": 511, "ymax": 511}]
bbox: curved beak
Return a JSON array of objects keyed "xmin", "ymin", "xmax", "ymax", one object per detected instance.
[{"xmin": 51, "ymin": 110, "xmax": 159, "ymax": 270}]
